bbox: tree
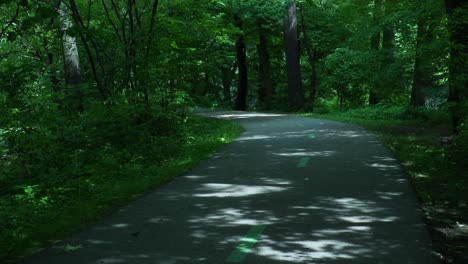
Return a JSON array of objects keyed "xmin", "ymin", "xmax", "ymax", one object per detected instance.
[
  {"xmin": 369, "ymin": 0, "xmax": 382, "ymax": 105},
  {"xmin": 234, "ymin": 14, "xmax": 248, "ymax": 111},
  {"xmin": 58, "ymin": 0, "xmax": 83, "ymax": 112},
  {"xmin": 257, "ymin": 21, "xmax": 273, "ymax": 110},
  {"xmin": 380, "ymin": 0, "xmax": 403, "ymax": 101},
  {"xmin": 284, "ymin": 0, "xmax": 304, "ymax": 111},
  {"xmin": 299, "ymin": 1, "xmax": 317, "ymax": 112},
  {"xmin": 410, "ymin": 0, "xmax": 439, "ymax": 107},
  {"xmin": 444, "ymin": 0, "xmax": 467, "ymax": 132}
]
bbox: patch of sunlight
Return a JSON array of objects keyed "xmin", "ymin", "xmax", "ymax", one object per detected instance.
[
  {"xmin": 111, "ymin": 223, "xmax": 129, "ymax": 228},
  {"xmin": 236, "ymin": 135, "xmax": 274, "ymax": 141},
  {"xmin": 259, "ymin": 178, "xmax": 292, "ymax": 185},
  {"xmin": 338, "ymin": 215, "xmax": 399, "ymax": 223},
  {"xmin": 402, "ymin": 161, "xmax": 414, "ymax": 166},
  {"xmin": 64, "ymin": 244, "xmax": 83, "ymax": 253},
  {"xmin": 293, "ymin": 240, "xmax": 356, "ymax": 251},
  {"xmin": 293, "ymin": 197, "xmax": 386, "ymax": 214},
  {"xmin": 283, "ymin": 148, "xmax": 307, "ymax": 151},
  {"xmin": 332, "ymin": 131, "xmax": 365, "ymax": 138},
  {"xmin": 189, "ymin": 208, "xmax": 278, "ymax": 227},
  {"xmin": 332, "ymin": 198, "xmax": 384, "ymax": 214},
  {"xmin": 373, "ymin": 156, "xmax": 397, "ymax": 162},
  {"xmin": 257, "ymin": 239, "xmax": 362, "ymax": 262},
  {"xmin": 192, "ymin": 230, "xmax": 207, "ymax": 239},
  {"xmin": 348, "ymin": 226, "xmax": 371, "ymax": 231},
  {"xmin": 291, "ymin": 205, "xmax": 322, "ymax": 210},
  {"xmin": 366, "ymin": 163, "xmax": 398, "ymax": 169},
  {"xmin": 274, "ymin": 151, "xmax": 336, "ymax": 157},
  {"xmin": 303, "ymin": 129, "xmax": 366, "ymax": 138},
  {"xmin": 312, "ymin": 229, "xmax": 355, "ymax": 236},
  {"xmin": 376, "ymin": 191, "xmax": 404, "ymax": 200},
  {"xmin": 216, "ymin": 113, "xmax": 285, "ymax": 119},
  {"xmin": 414, "ymin": 173, "xmax": 429, "ymax": 178},
  {"xmin": 312, "ymin": 226, "xmax": 371, "ymax": 237},
  {"xmin": 230, "ymin": 219, "xmax": 262, "ymax": 225},
  {"xmin": 86, "ymin": 239, "xmax": 112, "ymax": 245},
  {"xmin": 193, "ymin": 183, "xmax": 288, "ymax": 198},
  {"xmin": 185, "ymin": 175, "xmax": 209, "ymax": 180}
]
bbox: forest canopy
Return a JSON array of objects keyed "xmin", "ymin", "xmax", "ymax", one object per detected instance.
[{"xmin": 0, "ymin": 0, "xmax": 466, "ymax": 120}]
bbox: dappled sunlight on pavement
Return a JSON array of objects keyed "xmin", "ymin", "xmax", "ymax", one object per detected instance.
[{"xmin": 23, "ymin": 111, "xmax": 436, "ymax": 264}]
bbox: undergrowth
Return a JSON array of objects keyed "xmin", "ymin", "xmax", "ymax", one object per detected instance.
[{"xmin": 0, "ymin": 108, "xmax": 243, "ymax": 263}]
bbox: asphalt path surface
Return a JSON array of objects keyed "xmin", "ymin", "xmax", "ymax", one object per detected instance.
[{"xmin": 23, "ymin": 110, "xmax": 437, "ymax": 264}]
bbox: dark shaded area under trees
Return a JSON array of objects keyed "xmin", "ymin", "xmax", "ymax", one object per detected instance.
[{"xmin": 0, "ymin": 0, "xmax": 467, "ymax": 262}]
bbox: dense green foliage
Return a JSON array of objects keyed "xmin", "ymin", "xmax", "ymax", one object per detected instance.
[
  {"xmin": 0, "ymin": 0, "xmax": 466, "ymax": 262},
  {"xmin": 0, "ymin": 113, "xmax": 242, "ymax": 262}
]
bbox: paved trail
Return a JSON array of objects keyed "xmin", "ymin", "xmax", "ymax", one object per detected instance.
[{"xmin": 24, "ymin": 111, "xmax": 437, "ymax": 264}]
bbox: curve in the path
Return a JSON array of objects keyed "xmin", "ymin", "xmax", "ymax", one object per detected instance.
[{"xmin": 23, "ymin": 111, "xmax": 437, "ymax": 264}]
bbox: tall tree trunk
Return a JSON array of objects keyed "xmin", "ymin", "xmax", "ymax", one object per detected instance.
[
  {"xmin": 69, "ymin": 0, "xmax": 110, "ymax": 101},
  {"xmin": 222, "ymin": 62, "xmax": 236, "ymax": 106},
  {"xmin": 43, "ymin": 37, "xmax": 61, "ymax": 93},
  {"xmin": 411, "ymin": 14, "xmax": 433, "ymax": 107},
  {"xmin": 128, "ymin": 0, "xmax": 137, "ymax": 93},
  {"xmin": 369, "ymin": 0, "xmax": 382, "ymax": 105},
  {"xmin": 284, "ymin": 0, "xmax": 304, "ymax": 111},
  {"xmin": 444, "ymin": 0, "xmax": 467, "ymax": 133},
  {"xmin": 141, "ymin": 0, "xmax": 160, "ymax": 106},
  {"xmin": 380, "ymin": 0, "xmax": 400, "ymax": 99},
  {"xmin": 257, "ymin": 21, "xmax": 273, "ymax": 110},
  {"xmin": 58, "ymin": 0, "xmax": 83, "ymax": 112},
  {"xmin": 234, "ymin": 14, "xmax": 248, "ymax": 111},
  {"xmin": 299, "ymin": 2, "xmax": 317, "ymax": 112}
]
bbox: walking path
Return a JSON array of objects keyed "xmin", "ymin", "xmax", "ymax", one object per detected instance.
[{"xmin": 24, "ymin": 111, "xmax": 436, "ymax": 263}]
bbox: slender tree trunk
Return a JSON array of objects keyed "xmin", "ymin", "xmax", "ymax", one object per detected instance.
[
  {"xmin": 380, "ymin": 0, "xmax": 400, "ymax": 100},
  {"xmin": 234, "ymin": 14, "xmax": 248, "ymax": 111},
  {"xmin": 299, "ymin": 2, "xmax": 317, "ymax": 112},
  {"xmin": 69, "ymin": 0, "xmax": 110, "ymax": 101},
  {"xmin": 369, "ymin": 0, "xmax": 382, "ymax": 105},
  {"xmin": 284, "ymin": 0, "xmax": 304, "ymax": 111},
  {"xmin": 141, "ymin": 0, "xmax": 160, "ymax": 106},
  {"xmin": 411, "ymin": 15, "xmax": 433, "ymax": 107},
  {"xmin": 444, "ymin": 0, "xmax": 467, "ymax": 133},
  {"xmin": 43, "ymin": 37, "xmax": 61, "ymax": 93},
  {"xmin": 222, "ymin": 62, "xmax": 236, "ymax": 106},
  {"xmin": 58, "ymin": 0, "xmax": 83, "ymax": 112},
  {"xmin": 128, "ymin": 0, "xmax": 137, "ymax": 93},
  {"xmin": 146, "ymin": 0, "xmax": 159, "ymax": 59},
  {"xmin": 257, "ymin": 21, "xmax": 273, "ymax": 110},
  {"xmin": 202, "ymin": 72, "xmax": 210, "ymax": 96}
]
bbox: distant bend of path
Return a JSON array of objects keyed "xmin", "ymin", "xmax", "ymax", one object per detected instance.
[{"xmin": 23, "ymin": 110, "xmax": 437, "ymax": 264}]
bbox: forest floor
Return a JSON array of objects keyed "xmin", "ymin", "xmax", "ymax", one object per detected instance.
[{"xmin": 301, "ymin": 107, "xmax": 468, "ymax": 263}]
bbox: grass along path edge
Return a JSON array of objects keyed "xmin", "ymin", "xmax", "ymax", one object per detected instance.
[
  {"xmin": 0, "ymin": 115, "xmax": 243, "ymax": 263},
  {"xmin": 301, "ymin": 110, "xmax": 468, "ymax": 263}
]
